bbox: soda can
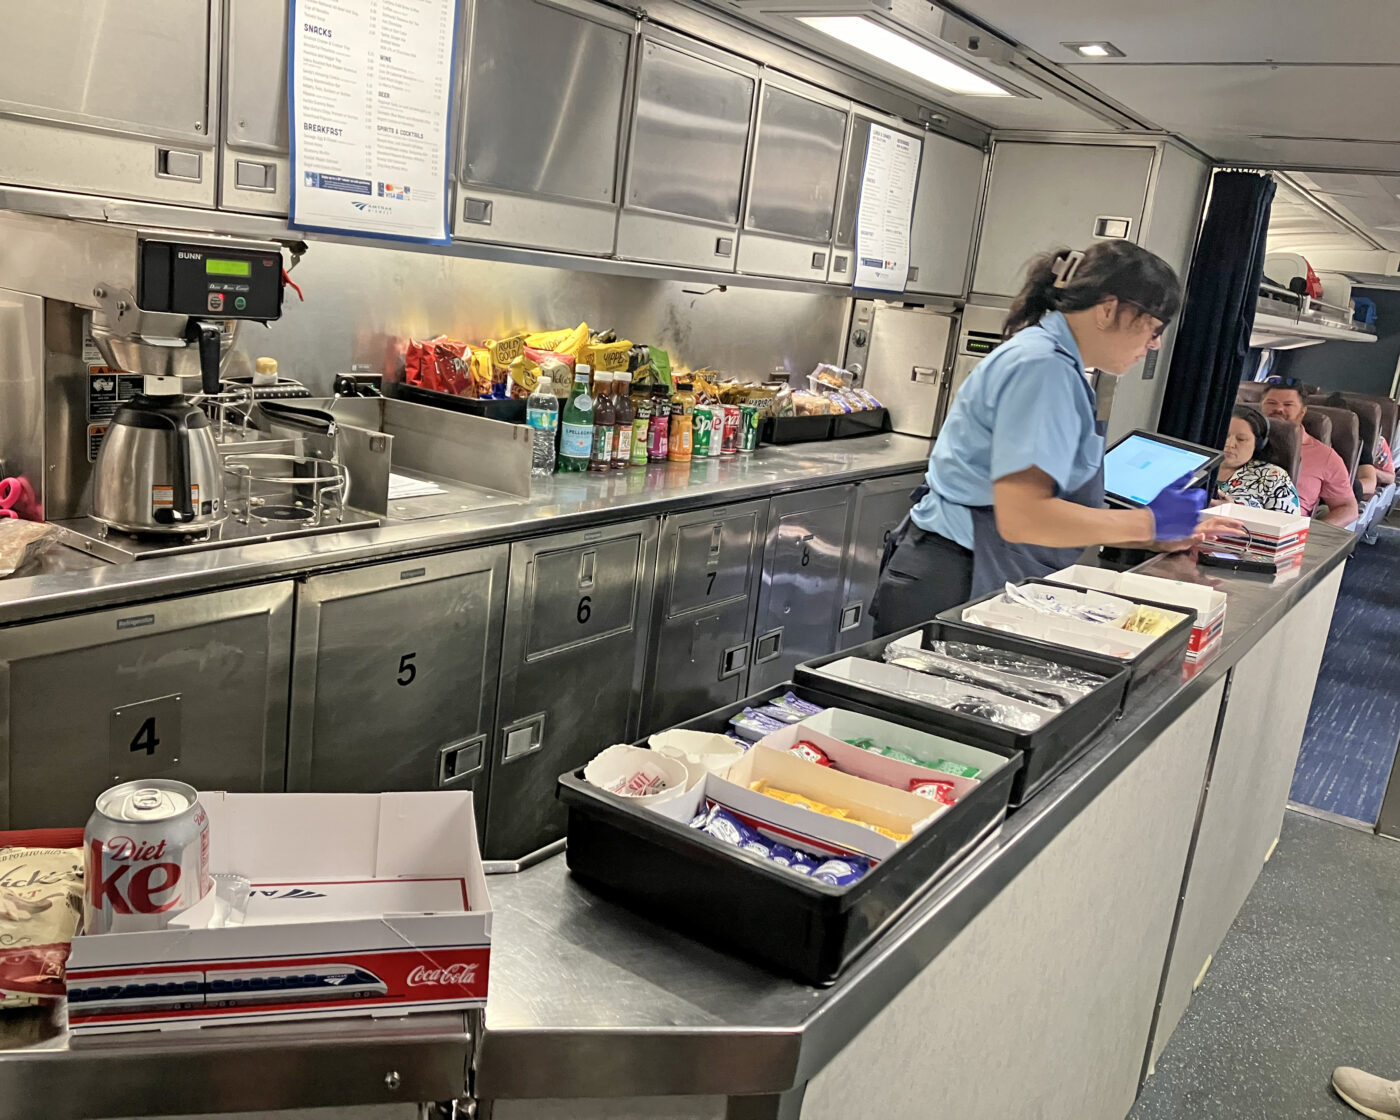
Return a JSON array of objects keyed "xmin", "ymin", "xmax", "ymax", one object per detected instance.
[
  {"xmin": 84, "ymin": 779, "xmax": 211, "ymax": 934},
  {"xmin": 692, "ymin": 405, "xmax": 713, "ymax": 458},
  {"xmin": 739, "ymin": 403, "xmax": 761, "ymax": 453},
  {"xmin": 721, "ymin": 405, "xmax": 741, "ymax": 456},
  {"xmin": 707, "ymin": 408, "xmax": 724, "ymax": 458}
]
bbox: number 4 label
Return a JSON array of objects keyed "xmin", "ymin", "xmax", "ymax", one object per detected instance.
[{"xmin": 109, "ymin": 694, "xmax": 182, "ymax": 781}]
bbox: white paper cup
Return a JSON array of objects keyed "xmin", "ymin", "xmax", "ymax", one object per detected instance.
[
  {"xmin": 649, "ymin": 729, "xmax": 746, "ymax": 785},
  {"xmin": 583, "ymin": 745, "xmax": 689, "ymax": 810}
]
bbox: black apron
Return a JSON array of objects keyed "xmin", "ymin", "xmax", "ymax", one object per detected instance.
[{"xmin": 872, "ymin": 350, "xmax": 1105, "ymax": 628}]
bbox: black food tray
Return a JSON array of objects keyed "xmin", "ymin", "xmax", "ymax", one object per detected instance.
[
  {"xmin": 761, "ymin": 414, "xmax": 833, "ymax": 444},
  {"xmin": 936, "ymin": 578, "xmax": 1196, "ymax": 702},
  {"xmin": 831, "ymin": 408, "xmax": 891, "ymax": 439},
  {"xmin": 796, "ymin": 622, "xmax": 1129, "ymax": 806},
  {"xmin": 557, "ymin": 682, "xmax": 1022, "ymax": 986},
  {"xmin": 391, "ymin": 382, "xmax": 528, "ymax": 424}
]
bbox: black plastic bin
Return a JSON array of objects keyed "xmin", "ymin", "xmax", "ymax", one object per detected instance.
[
  {"xmin": 390, "ymin": 382, "xmax": 528, "ymax": 424},
  {"xmin": 760, "ymin": 415, "xmax": 833, "ymax": 444},
  {"xmin": 936, "ymin": 578, "xmax": 1197, "ymax": 701},
  {"xmin": 796, "ymin": 622, "xmax": 1130, "ymax": 805},
  {"xmin": 557, "ymin": 682, "xmax": 1022, "ymax": 986},
  {"xmin": 831, "ymin": 408, "xmax": 890, "ymax": 439}
]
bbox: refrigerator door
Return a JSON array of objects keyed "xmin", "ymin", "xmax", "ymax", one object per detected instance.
[{"xmin": 861, "ymin": 305, "xmax": 956, "ymax": 439}]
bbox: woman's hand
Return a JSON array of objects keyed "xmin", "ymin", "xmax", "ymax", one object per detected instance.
[{"xmin": 1197, "ymin": 515, "xmax": 1248, "ymax": 541}]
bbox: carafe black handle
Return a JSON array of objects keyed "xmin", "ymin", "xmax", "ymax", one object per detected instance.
[
  {"xmin": 152, "ymin": 411, "xmax": 196, "ymax": 525},
  {"xmin": 186, "ymin": 319, "xmax": 224, "ymax": 397}
]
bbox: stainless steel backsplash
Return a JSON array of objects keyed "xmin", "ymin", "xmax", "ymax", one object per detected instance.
[{"xmin": 232, "ymin": 241, "xmax": 852, "ymax": 394}]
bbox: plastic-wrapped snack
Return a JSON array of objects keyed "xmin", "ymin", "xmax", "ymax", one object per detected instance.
[
  {"xmin": 792, "ymin": 389, "xmax": 836, "ymax": 416},
  {"xmin": 844, "ymin": 738, "xmax": 984, "ymax": 780},
  {"xmin": 927, "ymin": 641, "xmax": 1105, "ymax": 694},
  {"xmin": 808, "ymin": 364, "xmax": 850, "ymax": 393},
  {"xmin": 753, "ymin": 704, "xmax": 805, "ymax": 725},
  {"xmin": 688, "ymin": 804, "xmax": 862, "ymax": 884},
  {"xmin": 811, "ymin": 857, "xmax": 870, "ymax": 886},
  {"xmin": 788, "ymin": 740, "xmax": 834, "ymax": 767},
  {"xmin": 1122, "ymin": 605, "xmax": 1177, "ymax": 636},
  {"xmin": 0, "ymin": 829, "xmax": 84, "ymax": 1004},
  {"xmin": 883, "ymin": 646, "xmax": 1073, "ymax": 710},
  {"xmin": 1001, "ymin": 582, "xmax": 1132, "ymax": 625},
  {"xmin": 729, "ymin": 707, "xmax": 789, "ymax": 742},
  {"xmin": 909, "ymin": 778, "xmax": 958, "ymax": 806},
  {"xmin": 768, "ymin": 691, "xmax": 825, "ymax": 720}
]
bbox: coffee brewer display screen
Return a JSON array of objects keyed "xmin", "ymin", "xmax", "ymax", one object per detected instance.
[{"xmin": 139, "ymin": 240, "xmax": 283, "ymax": 321}]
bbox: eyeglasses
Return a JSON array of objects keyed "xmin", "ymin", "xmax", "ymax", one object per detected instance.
[{"xmin": 1118, "ymin": 299, "xmax": 1169, "ymax": 340}]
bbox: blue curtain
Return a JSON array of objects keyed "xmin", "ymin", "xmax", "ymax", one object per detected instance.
[{"xmin": 1159, "ymin": 171, "xmax": 1277, "ymax": 447}]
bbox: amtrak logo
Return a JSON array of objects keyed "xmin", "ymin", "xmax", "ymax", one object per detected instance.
[{"xmin": 350, "ymin": 201, "xmax": 393, "ymax": 216}]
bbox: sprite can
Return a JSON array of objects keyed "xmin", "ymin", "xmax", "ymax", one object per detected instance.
[
  {"xmin": 692, "ymin": 405, "xmax": 714, "ymax": 458},
  {"xmin": 738, "ymin": 403, "xmax": 761, "ymax": 453}
]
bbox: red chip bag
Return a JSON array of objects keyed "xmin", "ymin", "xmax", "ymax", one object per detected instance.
[{"xmin": 0, "ymin": 828, "xmax": 84, "ymax": 999}]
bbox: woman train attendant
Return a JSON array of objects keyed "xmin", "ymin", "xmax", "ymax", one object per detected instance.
[{"xmin": 871, "ymin": 241, "xmax": 1209, "ymax": 637}]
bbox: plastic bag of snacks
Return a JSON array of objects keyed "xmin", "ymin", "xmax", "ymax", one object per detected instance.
[
  {"xmin": 0, "ymin": 828, "xmax": 84, "ymax": 1008},
  {"xmin": 809, "ymin": 363, "xmax": 850, "ymax": 394},
  {"xmin": 525, "ymin": 323, "xmax": 590, "ymax": 360}
]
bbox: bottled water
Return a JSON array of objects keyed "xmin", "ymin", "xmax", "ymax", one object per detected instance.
[{"xmin": 527, "ymin": 388, "xmax": 559, "ymax": 477}]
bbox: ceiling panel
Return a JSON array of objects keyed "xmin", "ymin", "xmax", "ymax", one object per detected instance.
[
  {"xmin": 951, "ymin": 0, "xmax": 1400, "ymax": 64},
  {"xmin": 1289, "ymin": 172, "xmax": 1400, "ymax": 251},
  {"xmin": 1066, "ymin": 64, "xmax": 1400, "ymax": 147},
  {"xmin": 1266, "ymin": 180, "xmax": 1377, "ymax": 255}
]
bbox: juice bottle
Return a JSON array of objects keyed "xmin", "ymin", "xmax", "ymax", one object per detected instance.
[
  {"xmin": 589, "ymin": 372, "xmax": 615, "ymax": 472},
  {"xmin": 669, "ymin": 380, "xmax": 695, "ymax": 462},
  {"xmin": 629, "ymin": 379, "xmax": 653, "ymax": 466},
  {"xmin": 558, "ymin": 365, "xmax": 595, "ymax": 473},
  {"xmin": 611, "ymin": 371, "xmax": 635, "ymax": 469},
  {"xmin": 648, "ymin": 383, "xmax": 671, "ymax": 462}
]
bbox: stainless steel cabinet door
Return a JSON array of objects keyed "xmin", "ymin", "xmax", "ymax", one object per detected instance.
[
  {"xmin": 749, "ymin": 486, "xmax": 854, "ymax": 693},
  {"xmin": 0, "ymin": 0, "xmax": 216, "ymax": 206},
  {"xmin": 287, "ymin": 548, "xmax": 508, "ymax": 835},
  {"xmin": 972, "ymin": 142, "xmax": 1156, "ymax": 297},
  {"xmin": 221, "ymin": 0, "xmax": 289, "ymax": 215},
  {"xmin": 455, "ymin": 0, "xmax": 634, "ymax": 255},
  {"xmin": 737, "ymin": 80, "xmax": 848, "ymax": 283},
  {"xmin": 488, "ymin": 519, "xmax": 657, "ymax": 859},
  {"xmin": 838, "ymin": 472, "xmax": 925, "ymax": 649},
  {"xmin": 642, "ymin": 501, "xmax": 767, "ymax": 736},
  {"xmin": 906, "ymin": 134, "xmax": 986, "ymax": 297},
  {"xmin": 0, "ymin": 584, "xmax": 292, "ymax": 828},
  {"xmin": 616, "ymin": 31, "xmax": 757, "ymax": 270}
]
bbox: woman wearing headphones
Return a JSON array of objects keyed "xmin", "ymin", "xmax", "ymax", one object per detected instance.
[
  {"xmin": 1219, "ymin": 405, "xmax": 1300, "ymax": 514},
  {"xmin": 871, "ymin": 240, "xmax": 1214, "ymax": 638}
]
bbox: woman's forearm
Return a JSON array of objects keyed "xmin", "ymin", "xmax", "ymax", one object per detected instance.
[{"xmin": 995, "ymin": 495, "xmax": 1155, "ymax": 548}]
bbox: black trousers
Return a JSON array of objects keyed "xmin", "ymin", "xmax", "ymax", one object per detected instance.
[{"xmin": 870, "ymin": 526, "xmax": 976, "ymax": 638}]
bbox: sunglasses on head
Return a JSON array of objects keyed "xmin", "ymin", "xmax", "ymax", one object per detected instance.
[
  {"xmin": 1117, "ymin": 298, "xmax": 1168, "ymax": 340},
  {"xmin": 1264, "ymin": 376, "xmax": 1305, "ymax": 390}
]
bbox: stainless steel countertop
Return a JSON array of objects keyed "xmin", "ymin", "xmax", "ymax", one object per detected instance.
[
  {"xmin": 0, "ymin": 435, "xmax": 932, "ymax": 627},
  {"xmin": 473, "ymin": 525, "xmax": 1357, "ymax": 1101}
]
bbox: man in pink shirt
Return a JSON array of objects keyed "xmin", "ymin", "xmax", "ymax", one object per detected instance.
[{"xmin": 1260, "ymin": 382, "xmax": 1359, "ymax": 527}]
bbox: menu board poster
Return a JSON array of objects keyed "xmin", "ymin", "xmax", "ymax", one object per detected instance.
[
  {"xmin": 289, "ymin": 0, "xmax": 457, "ymax": 244},
  {"xmin": 854, "ymin": 125, "xmax": 922, "ymax": 293}
]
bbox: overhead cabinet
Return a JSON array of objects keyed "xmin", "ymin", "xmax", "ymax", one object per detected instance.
[
  {"xmin": 972, "ymin": 141, "xmax": 1157, "ymax": 298},
  {"xmin": 455, "ymin": 0, "xmax": 636, "ymax": 255},
  {"xmin": 906, "ymin": 132, "xmax": 986, "ymax": 298},
  {"xmin": 0, "ymin": 0, "xmax": 218, "ymax": 207},
  {"xmin": 737, "ymin": 78, "xmax": 849, "ymax": 283},
  {"xmin": 221, "ymin": 0, "xmax": 290, "ymax": 215},
  {"xmin": 616, "ymin": 28, "xmax": 758, "ymax": 271}
]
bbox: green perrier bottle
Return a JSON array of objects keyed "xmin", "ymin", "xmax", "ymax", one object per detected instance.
[{"xmin": 557, "ymin": 363, "xmax": 595, "ymax": 473}]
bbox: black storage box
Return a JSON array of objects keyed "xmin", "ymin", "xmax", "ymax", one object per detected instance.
[
  {"xmin": 796, "ymin": 622, "xmax": 1130, "ymax": 805},
  {"xmin": 557, "ymin": 682, "xmax": 1022, "ymax": 986},
  {"xmin": 760, "ymin": 415, "xmax": 833, "ymax": 444},
  {"xmin": 831, "ymin": 408, "xmax": 891, "ymax": 439},
  {"xmin": 391, "ymin": 382, "xmax": 528, "ymax": 424},
  {"xmin": 936, "ymin": 578, "xmax": 1196, "ymax": 701}
]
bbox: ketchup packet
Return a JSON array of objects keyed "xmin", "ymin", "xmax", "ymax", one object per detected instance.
[
  {"xmin": 909, "ymin": 778, "xmax": 958, "ymax": 807},
  {"xmin": 0, "ymin": 828, "xmax": 84, "ymax": 1001},
  {"xmin": 789, "ymin": 740, "xmax": 834, "ymax": 767}
]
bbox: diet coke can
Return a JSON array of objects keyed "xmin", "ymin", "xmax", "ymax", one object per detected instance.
[{"xmin": 84, "ymin": 779, "xmax": 211, "ymax": 934}]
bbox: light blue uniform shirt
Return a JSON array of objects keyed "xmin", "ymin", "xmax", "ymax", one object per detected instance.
[{"xmin": 910, "ymin": 311, "xmax": 1104, "ymax": 549}]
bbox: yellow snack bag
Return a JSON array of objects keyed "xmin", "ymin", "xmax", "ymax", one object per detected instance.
[
  {"xmin": 586, "ymin": 339, "xmax": 632, "ymax": 374},
  {"xmin": 508, "ymin": 355, "xmax": 541, "ymax": 399},
  {"xmin": 525, "ymin": 322, "xmax": 590, "ymax": 357},
  {"xmin": 485, "ymin": 334, "xmax": 527, "ymax": 371},
  {"xmin": 467, "ymin": 347, "xmax": 495, "ymax": 397}
]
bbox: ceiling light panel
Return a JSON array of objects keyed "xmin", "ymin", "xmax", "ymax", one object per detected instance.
[
  {"xmin": 796, "ymin": 15, "xmax": 1015, "ymax": 96},
  {"xmin": 1063, "ymin": 41, "xmax": 1124, "ymax": 58}
]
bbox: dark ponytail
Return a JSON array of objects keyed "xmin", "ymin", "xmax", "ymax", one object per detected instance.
[{"xmin": 1004, "ymin": 240, "xmax": 1183, "ymax": 338}]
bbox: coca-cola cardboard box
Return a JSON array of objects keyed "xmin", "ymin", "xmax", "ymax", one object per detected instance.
[{"xmin": 66, "ymin": 791, "xmax": 490, "ymax": 1034}]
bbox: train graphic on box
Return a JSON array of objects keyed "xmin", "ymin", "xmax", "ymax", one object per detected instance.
[{"xmin": 67, "ymin": 963, "xmax": 389, "ymax": 1017}]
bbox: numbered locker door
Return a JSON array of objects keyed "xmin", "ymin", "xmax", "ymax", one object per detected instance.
[
  {"xmin": 0, "ymin": 585, "xmax": 293, "ymax": 829},
  {"xmin": 642, "ymin": 500, "xmax": 767, "ymax": 736},
  {"xmin": 837, "ymin": 473, "xmax": 925, "ymax": 649},
  {"xmin": 287, "ymin": 547, "xmax": 508, "ymax": 836},
  {"xmin": 488, "ymin": 519, "xmax": 657, "ymax": 860},
  {"xmin": 221, "ymin": 0, "xmax": 290, "ymax": 215},
  {"xmin": 749, "ymin": 486, "xmax": 854, "ymax": 694}
]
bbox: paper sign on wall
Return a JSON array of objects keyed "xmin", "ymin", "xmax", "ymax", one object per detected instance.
[
  {"xmin": 854, "ymin": 125, "xmax": 922, "ymax": 292},
  {"xmin": 289, "ymin": 0, "xmax": 456, "ymax": 244}
]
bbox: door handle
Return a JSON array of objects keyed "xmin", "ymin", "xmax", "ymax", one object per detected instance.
[
  {"xmin": 754, "ymin": 628, "xmax": 783, "ymax": 665},
  {"xmin": 722, "ymin": 643, "xmax": 748, "ymax": 678},
  {"xmin": 839, "ymin": 602, "xmax": 863, "ymax": 632},
  {"xmin": 911, "ymin": 366, "xmax": 940, "ymax": 384},
  {"xmin": 709, "ymin": 523, "xmax": 723, "ymax": 558},
  {"xmin": 578, "ymin": 550, "xmax": 596, "ymax": 589},
  {"xmin": 501, "ymin": 715, "xmax": 545, "ymax": 763},
  {"xmin": 438, "ymin": 736, "xmax": 486, "ymax": 786}
]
